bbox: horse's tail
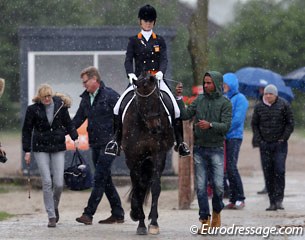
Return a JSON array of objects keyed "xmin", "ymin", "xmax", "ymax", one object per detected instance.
[{"xmin": 128, "ymin": 156, "xmax": 153, "ymax": 205}]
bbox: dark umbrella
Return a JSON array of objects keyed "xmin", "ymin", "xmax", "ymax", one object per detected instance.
[
  {"xmin": 283, "ymin": 66, "xmax": 305, "ymax": 91},
  {"xmin": 235, "ymin": 67, "xmax": 294, "ymax": 102}
]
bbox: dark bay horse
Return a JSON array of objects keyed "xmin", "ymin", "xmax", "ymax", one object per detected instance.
[{"xmin": 122, "ymin": 72, "xmax": 174, "ymax": 235}]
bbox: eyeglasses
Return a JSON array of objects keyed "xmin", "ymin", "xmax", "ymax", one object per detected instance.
[
  {"xmin": 42, "ymin": 95, "xmax": 52, "ymax": 100},
  {"xmin": 82, "ymin": 78, "xmax": 93, "ymax": 85}
]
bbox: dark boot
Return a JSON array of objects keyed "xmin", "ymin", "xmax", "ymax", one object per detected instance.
[
  {"xmin": 257, "ymin": 186, "xmax": 268, "ymax": 194},
  {"xmin": 276, "ymin": 201, "xmax": 284, "ymax": 210},
  {"xmin": 105, "ymin": 115, "xmax": 122, "ymax": 156},
  {"xmin": 266, "ymin": 203, "xmax": 277, "ymax": 211},
  {"xmin": 47, "ymin": 217, "xmax": 56, "ymax": 228},
  {"xmin": 173, "ymin": 118, "xmax": 190, "ymax": 157}
]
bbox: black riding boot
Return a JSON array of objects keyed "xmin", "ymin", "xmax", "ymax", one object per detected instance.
[
  {"xmin": 173, "ymin": 118, "xmax": 190, "ymax": 157},
  {"xmin": 105, "ymin": 115, "xmax": 122, "ymax": 156}
]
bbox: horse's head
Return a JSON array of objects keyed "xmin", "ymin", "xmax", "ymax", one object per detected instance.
[
  {"xmin": 133, "ymin": 71, "xmax": 157, "ymax": 96},
  {"xmin": 134, "ymin": 72, "xmax": 161, "ymax": 134}
]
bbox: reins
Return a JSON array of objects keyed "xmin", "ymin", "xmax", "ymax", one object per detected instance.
[
  {"xmin": 135, "ymin": 85, "xmax": 157, "ymax": 98},
  {"xmin": 134, "ymin": 78, "xmax": 162, "ymax": 127}
]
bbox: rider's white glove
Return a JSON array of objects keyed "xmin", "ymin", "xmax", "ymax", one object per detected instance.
[
  {"xmin": 128, "ymin": 73, "xmax": 138, "ymax": 84},
  {"xmin": 155, "ymin": 71, "xmax": 163, "ymax": 81}
]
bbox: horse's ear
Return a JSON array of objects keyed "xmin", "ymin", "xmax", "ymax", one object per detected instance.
[{"xmin": 150, "ymin": 75, "xmax": 156, "ymax": 83}]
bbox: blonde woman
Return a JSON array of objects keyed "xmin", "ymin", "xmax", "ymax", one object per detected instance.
[{"xmin": 22, "ymin": 84, "xmax": 79, "ymax": 227}]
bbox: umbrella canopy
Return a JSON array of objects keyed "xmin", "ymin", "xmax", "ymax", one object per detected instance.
[
  {"xmin": 283, "ymin": 66, "xmax": 305, "ymax": 91},
  {"xmin": 235, "ymin": 67, "xmax": 294, "ymax": 102}
]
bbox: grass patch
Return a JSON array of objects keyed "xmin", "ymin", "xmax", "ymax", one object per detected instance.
[
  {"xmin": 0, "ymin": 211, "xmax": 14, "ymax": 221},
  {"xmin": 0, "ymin": 129, "xmax": 21, "ymax": 140},
  {"xmin": 0, "ymin": 187, "xmax": 10, "ymax": 193},
  {"xmin": 0, "ymin": 183, "xmax": 25, "ymax": 193}
]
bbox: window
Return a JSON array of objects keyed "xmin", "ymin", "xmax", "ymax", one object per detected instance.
[{"xmin": 28, "ymin": 51, "xmax": 126, "ymax": 115}]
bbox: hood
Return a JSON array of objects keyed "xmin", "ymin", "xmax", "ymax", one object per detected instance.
[
  {"xmin": 223, "ymin": 73, "xmax": 239, "ymax": 98},
  {"xmin": 204, "ymin": 71, "xmax": 223, "ymax": 96},
  {"xmin": 54, "ymin": 93, "xmax": 72, "ymax": 108}
]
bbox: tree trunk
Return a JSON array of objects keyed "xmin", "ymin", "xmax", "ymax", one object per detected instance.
[
  {"xmin": 188, "ymin": 0, "xmax": 209, "ymax": 87},
  {"xmin": 178, "ymin": 0, "xmax": 209, "ymax": 209}
]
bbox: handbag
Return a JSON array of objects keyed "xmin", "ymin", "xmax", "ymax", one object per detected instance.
[
  {"xmin": 64, "ymin": 148, "xmax": 93, "ymax": 191},
  {"xmin": 0, "ymin": 149, "xmax": 7, "ymax": 163}
]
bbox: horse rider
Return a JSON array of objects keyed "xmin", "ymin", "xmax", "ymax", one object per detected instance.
[{"xmin": 105, "ymin": 4, "xmax": 190, "ymax": 157}]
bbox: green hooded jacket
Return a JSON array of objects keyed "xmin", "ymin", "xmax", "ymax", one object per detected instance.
[{"xmin": 177, "ymin": 71, "xmax": 232, "ymax": 147}]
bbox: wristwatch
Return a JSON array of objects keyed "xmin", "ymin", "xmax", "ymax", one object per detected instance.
[{"xmin": 209, "ymin": 122, "xmax": 213, "ymax": 128}]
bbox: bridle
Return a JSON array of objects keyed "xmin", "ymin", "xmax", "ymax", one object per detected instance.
[
  {"xmin": 134, "ymin": 77, "xmax": 162, "ymax": 132},
  {"xmin": 135, "ymin": 85, "xmax": 157, "ymax": 98}
]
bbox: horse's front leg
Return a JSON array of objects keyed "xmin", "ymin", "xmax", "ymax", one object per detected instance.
[
  {"xmin": 131, "ymin": 191, "xmax": 147, "ymax": 235},
  {"xmin": 129, "ymin": 168, "xmax": 148, "ymax": 235},
  {"xmin": 148, "ymin": 153, "xmax": 166, "ymax": 235}
]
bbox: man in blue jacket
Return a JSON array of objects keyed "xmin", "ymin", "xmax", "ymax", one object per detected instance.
[
  {"xmin": 73, "ymin": 66, "xmax": 124, "ymax": 225},
  {"xmin": 222, "ymin": 73, "xmax": 249, "ymax": 210}
]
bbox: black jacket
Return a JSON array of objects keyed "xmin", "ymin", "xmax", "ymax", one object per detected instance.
[
  {"xmin": 72, "ymin": 85, "xmax": 119, "ymax": 148},
  {"xmin": 251, "ymin": 96, "xmax": 294, "ymax": 147},
  {"xmin": 124, "ymin": 32, "xmax": 167, "ymax": 77},
  {"xmin": 22, "ymin": 96, "xmax": 78, "ymax": 153}
]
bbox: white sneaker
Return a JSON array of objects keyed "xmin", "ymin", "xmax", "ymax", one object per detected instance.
[{"xmin": 234, "ymin": 201, "xmax": 245, "ymax": 209}]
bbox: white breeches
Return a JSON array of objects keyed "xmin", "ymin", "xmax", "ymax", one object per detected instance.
[{"xmin": 113, "ymin": 79, "xmax": 180, "ymax": 118}]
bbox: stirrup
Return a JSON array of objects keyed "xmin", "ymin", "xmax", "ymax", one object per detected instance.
[
  {"xmin": 176, "ymin": 142, "xmax": 190, "ymax": 157},
  {"xmin": 105, "ymin": 140, "xmax": 118, "ymax": 156}
]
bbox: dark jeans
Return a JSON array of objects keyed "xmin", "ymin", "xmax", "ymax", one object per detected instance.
[
  {"xmin": 225, "ymin": 139, "xmax": 245, "ymax": 203},
  {"xmin": 83, "ymin": 147, "xmax": 124, "ymax": 218},
  {"xmin": 259, "ymin": 141, "xmax": 287, "ymax": 204},
  {"xmin": 193, "ymin": 145, "xmax": 224, "ymax": 220}
]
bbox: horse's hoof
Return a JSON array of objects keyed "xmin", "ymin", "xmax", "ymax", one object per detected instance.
[
  {"xmin": 137, "ymin": 226, "xmax": 148, "ymax": 235},
  {"xmin": 148, "ymin": 224, "xmax": 160, "ymax": 235},
  {"xmin": 130, "ymin": 211, "xmax": 139, "ymax": 222}
]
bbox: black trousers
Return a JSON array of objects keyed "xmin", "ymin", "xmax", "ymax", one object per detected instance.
[{"xmin": 260, "ymin": 141, "xmax": 287, "ymax": 204}]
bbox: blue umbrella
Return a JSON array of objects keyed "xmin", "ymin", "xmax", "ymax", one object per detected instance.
[
  {"xmin": 283, "ymin": 66, "xmax": 305, "ymax": 91},
  {"xmin": 235, "ymin": 67, "xmax": 294, "ymax": 102}
]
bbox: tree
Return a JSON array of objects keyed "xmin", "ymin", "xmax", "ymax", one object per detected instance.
[
  {"xmin": 0, "ymin": 0, "xmax": 182, "ymax": 129},
  {"xmin": 208, "ymin": 0, "xmax": 305, "ymax": 127},
  {"xmin": 208, "ymin": 0, "xmax": 305, "ymax": 75},
  {"xmin": 188, "ymin": 0, "xmax": 209, "ymax": 87},
  {"xmin": 0, "ymin": 0, "xmax": 96, "ymax": 128}
]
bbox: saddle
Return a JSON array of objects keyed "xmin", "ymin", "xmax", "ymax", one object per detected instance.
[{"xmin": 119, "ymin": 90, "xmax": 174, "ymax": 125}]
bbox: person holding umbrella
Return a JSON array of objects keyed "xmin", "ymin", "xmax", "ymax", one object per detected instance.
[{"xmin": 256, "ymin": 79, "xmax": 268, "ymax": 195}]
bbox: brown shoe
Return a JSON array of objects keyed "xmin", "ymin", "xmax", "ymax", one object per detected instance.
[
  {"xmin": 48, "ymin": 218, "xmax": 56, "ymax": 228},
  {"xmin": 198, "ymin": 217, "xmax": 211, "ymax": 235},
  {"xmin": 98, "ymin": 215, "xmax": 124, "ymax": 224},
  {"xmin": 76, "ymin": 214, "xmax": 93, "ymax": 225},
  {"xmin": 211, "ymin": 211, "xmax": 221, "ymax": 228}
]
